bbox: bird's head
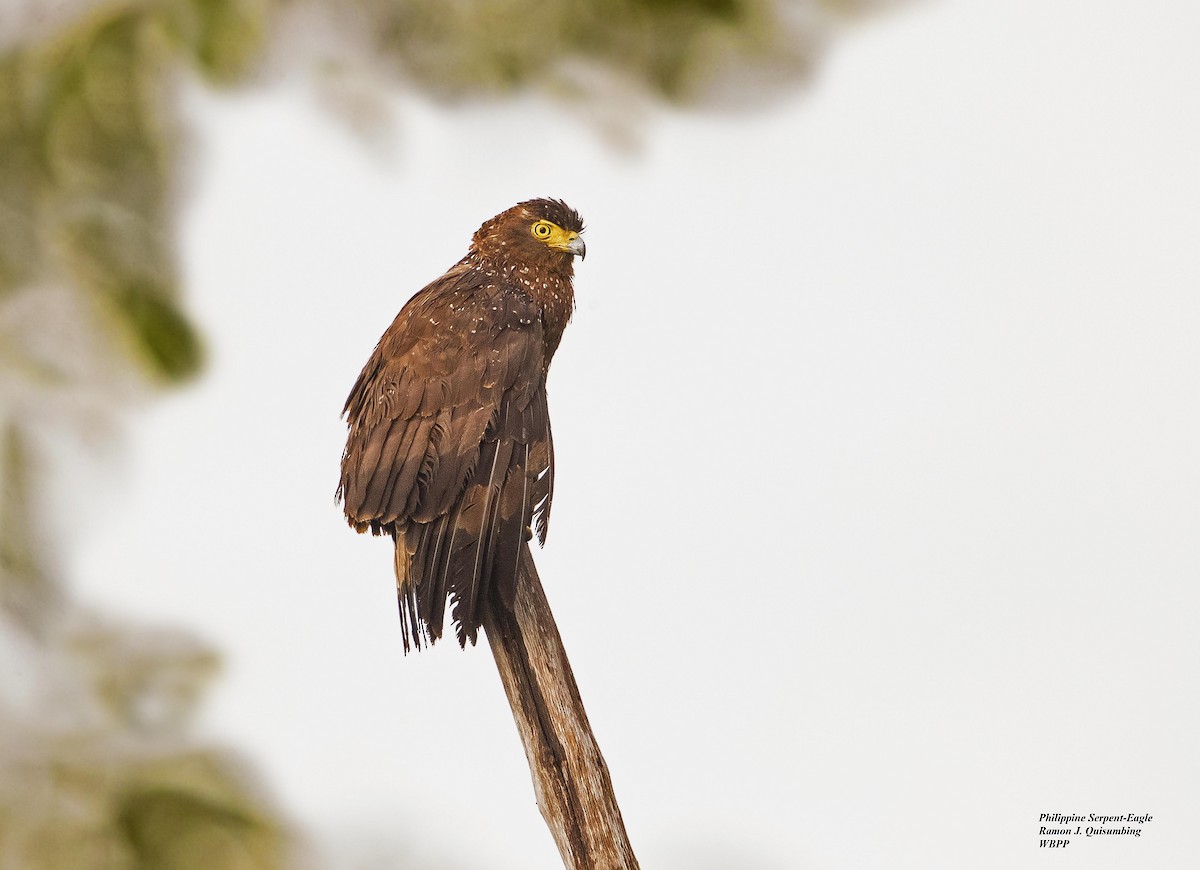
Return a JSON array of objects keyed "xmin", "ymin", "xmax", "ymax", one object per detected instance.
[{"xmin": 471, "ymin": 198, "xmax": 586, "ymax": 272}]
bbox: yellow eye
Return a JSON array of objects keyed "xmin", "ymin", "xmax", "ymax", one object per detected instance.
[{"xmin": 531, "ymin": 221, "xmax": 554, "ymax": 240}]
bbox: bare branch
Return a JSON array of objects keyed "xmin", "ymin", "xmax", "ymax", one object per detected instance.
[{"xmin": 484, "ymin": 547, "xmax": 639, "ymax": 870}]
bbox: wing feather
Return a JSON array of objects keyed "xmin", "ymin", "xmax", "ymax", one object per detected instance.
[
  {"xmin": 379, "ymin": 415, "xmax": 435, "ymax": 523},
  {"xmin": 358, "ymin": 418, "xmax": 407, "ymax": 518}
]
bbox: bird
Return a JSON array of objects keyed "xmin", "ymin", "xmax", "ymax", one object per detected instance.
[{"xmin": 338, "ymin": 198, "xmax": 586, "ymax": 652}]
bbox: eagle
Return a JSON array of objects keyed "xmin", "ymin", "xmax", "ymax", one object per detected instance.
[{"xmin": 338, "ymin": 199, "xmax": 586, "ymax": 651}]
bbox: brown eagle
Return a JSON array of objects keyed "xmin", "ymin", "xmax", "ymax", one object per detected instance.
[{"xmin": 338, "ymin": 199, "xmax": 586, "ymax": 651}]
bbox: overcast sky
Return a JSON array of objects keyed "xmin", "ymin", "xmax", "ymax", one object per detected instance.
[{"xmin": 71, "ymin": 1, "xmax": 1199, "ymax": 868}]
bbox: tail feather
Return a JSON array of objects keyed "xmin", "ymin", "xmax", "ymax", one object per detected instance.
[
  {"xmin": 394, "ymin": 528, "xmax": 425, "ymax": 653},
  {"xmin": 491, "ymin": 441, "xmax": 530, "ymax": 609},
  {"xmin": 459, "ymin": 438, "xmax": 514, "ymax": 641},
  {"xmin": 417, "ymin": 518, "xmax": 450, "ymax": 642},
  {"xmin": 529, "ymin": 416, "xmax": 554, "ymax": 545}
]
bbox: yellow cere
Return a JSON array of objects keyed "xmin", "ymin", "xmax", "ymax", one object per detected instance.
[{"xmin": 530, "ymin": 220, "xmax": 580, "ymax": 253}]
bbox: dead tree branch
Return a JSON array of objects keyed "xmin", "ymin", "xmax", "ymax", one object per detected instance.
[{"xmin": 483, "ymin": 547, "xmax": 639, "ymax": 870}]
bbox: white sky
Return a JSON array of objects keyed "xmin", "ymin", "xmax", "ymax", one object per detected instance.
[{"xmin": 71, "ymin": 1, "xmax": 1200, "ymax": 868}]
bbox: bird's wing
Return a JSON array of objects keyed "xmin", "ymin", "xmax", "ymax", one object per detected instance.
[
  {"xmin": 340, "ymin": 270, "xmax": 548, "ymax": 527},
  {"xmin": 338, "ymin": 273, "xmax": 554, "ymax": 648}
]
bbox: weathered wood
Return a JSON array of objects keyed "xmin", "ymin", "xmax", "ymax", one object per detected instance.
[{"xmin": 483, "ymin": 546, "xmax": 639, "ymax": 870}]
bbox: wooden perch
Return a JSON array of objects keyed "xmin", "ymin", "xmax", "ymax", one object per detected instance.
[{"xmin": 483, "ymin": 546, "xmax": 640, "ymax": 870}]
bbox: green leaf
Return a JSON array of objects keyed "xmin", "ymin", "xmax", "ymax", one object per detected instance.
[
  {"xmin": 112, "ymin": 281, "xmax": 205, "ymax": 382},
  {"xmin": 160, "ymin": 0, "xmax": 273, "ymax": 84},
  {"xmin": 118, "ymin": 787, "xmax": 282, "ymax": 870}
]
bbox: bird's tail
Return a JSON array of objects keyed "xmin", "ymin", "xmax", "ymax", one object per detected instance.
[
  {"xmin": 393, "ymin": 533, "xmax": 427, "ymax": 653},
  {"xmin": 391, "ymin": 438, "xmax": 531, "ymax": 652}
]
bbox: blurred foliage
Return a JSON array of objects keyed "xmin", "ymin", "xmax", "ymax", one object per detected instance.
[
  {"xmin": 0, "ymin": 0, "xmax": 269, "ymax": 386},
  {"xmin": 366, "ymin": 0, "xmax": 805, "ymax": 102},
  {"xmin": 0, "ymin": 613, "xmax": 286, "ymax": 869},
  {"xmin": 0, "ymin": 0, "xmax": 904, "ymax": 866},
  {"xmin": 0, "ymin": 424, "xmax": 57, "ymax": 631}
]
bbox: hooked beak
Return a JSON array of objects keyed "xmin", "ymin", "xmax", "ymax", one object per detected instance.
[{"xmin": 561, "ymin": 233, "xmax": 586, "ymax": 260}]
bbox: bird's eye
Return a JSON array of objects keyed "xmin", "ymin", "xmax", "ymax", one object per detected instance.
[{"xmin": 532, "ymin": 221, "xmax": 553, "ymax": 239}]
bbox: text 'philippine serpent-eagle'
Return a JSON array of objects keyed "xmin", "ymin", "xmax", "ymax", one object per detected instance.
[{"xmin": 338, "ymin": 199, "xmax": 586, "ymax": 651}]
